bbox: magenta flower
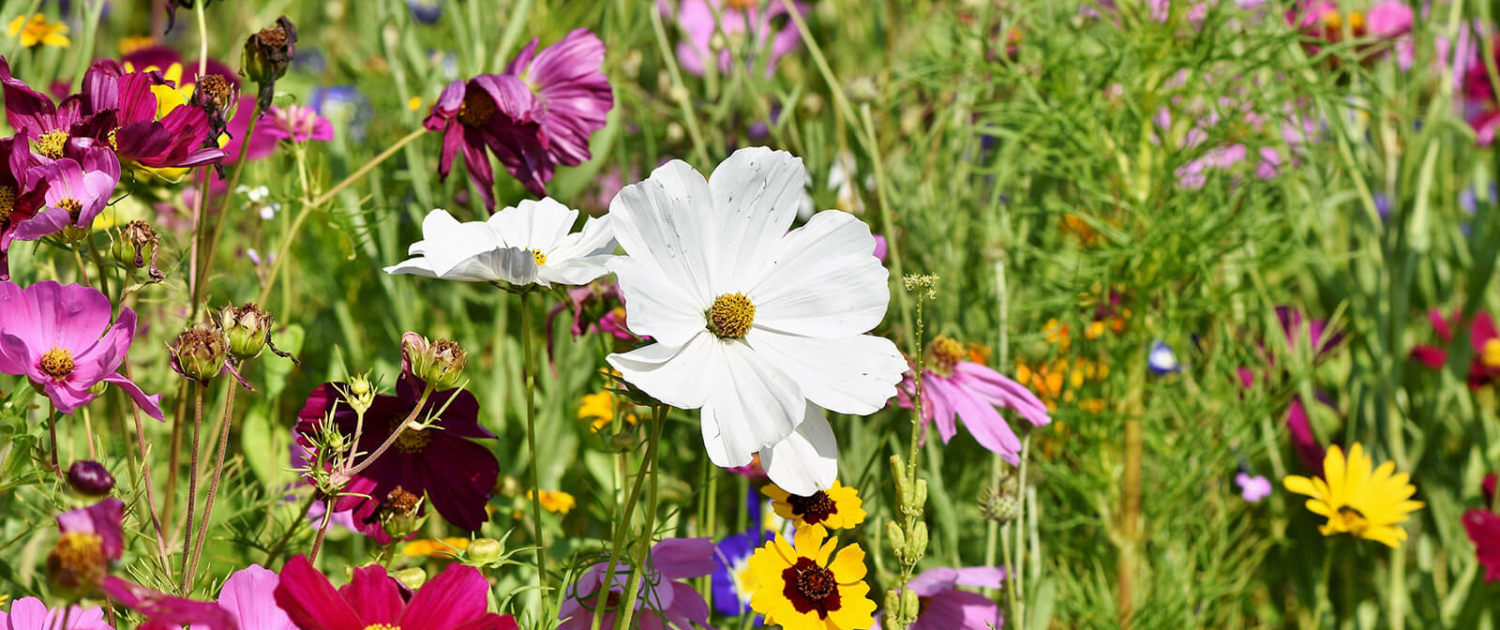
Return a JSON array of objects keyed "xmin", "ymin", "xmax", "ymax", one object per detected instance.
[
  {"xmin": 79, "ymin": 59, "xmax": 225, "ymax": 178},
  {"xmin": 295, "ymin": 370, "xmax": 499, "ymax": 531},
  {"xmin": 0, "ymin": 597, "xmax": 112, "ymax": 630},
  {"xmin": 205, "ymin": 565, "xmax": 297, "ymax": 630},
  {"xmin": 1465, "ymin": 508, "xmax": 1500, "ymax": 583},
  {"xmin": 100, "ymin": 578, "xmax": 238, "ymax": 630},
  {"xmin": 57, "ymin": 498, "xmax": 126, "ymax": 561},
  {"xmin": 0, "ymin": 57, "xmax": 115, "ymax": 162},
  {"xmin": 1409, "ymin": 308, "xmax": 1500, "ymax": 391},
  {"xmin": 0, "ymin": 281, "xmax": 164, "ymax": 419},
  {"xmin": 0, "ymin": 137, "xmax": 49, "ymax": 280},
  {"xmin": 503, "ymin": 29, "xmax": 614, "ymax": 169},
  {"xmin": 8, "ymin": 147, "xmax": 120, "ymax": 241},
  {"xmin": 558, "ymin": 538, "xmax": 717, "ymax": 630},
  {"xmin": 425, "ymin": 73, "xmax": 550, "ymax": 209},
  {"xmin": 1235, "ymin": 472, "xmax": 1273, "ymax": 502},
  {"xmin": 897, "ymin": 337, "xmax": 1051, "ymax": 464},
  {"xmin": 261, "ymin": 104, "xmax": 335, "ymax": 145},
  {"xmin": 274, "ymin": 554, "xmax": 519, "ymax": 630},
  {"xmin": 900, "ymin": 567, "xmax": 1005, "ymax": 630},
  {"xmin": 663, "ymin": 0, "xmax": 807, "ymax": 78}
]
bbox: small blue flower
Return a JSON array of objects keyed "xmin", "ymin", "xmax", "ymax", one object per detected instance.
[
  {"xmin": 711, "ymin": 489, "xmax": 771, "ymax": 620},
  {"xmin": 408, "ymin": 0, "xmax": 443, "ymax": 24},
  {"xmin": 1147, "ymin": 340, "xmax": 1180, "ymax": 374},
  {"xmin": 309, "ymin": 85, "xmax": 373, "ymax": 142}
]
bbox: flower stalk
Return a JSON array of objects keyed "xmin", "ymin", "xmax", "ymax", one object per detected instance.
[
  {"xmin": 519, "ymin": 290, "xmax": 552, "ymax": 607},
  {"xmin": 614, "ymin": 405, "xmax": 666, "ymax": 630}
]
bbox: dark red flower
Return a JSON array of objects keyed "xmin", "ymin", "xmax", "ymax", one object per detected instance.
[
  {"xmin": 1464, "ymin": 508, "xmax": 1500, "ymax": 583},
  {"xmin": 0, "ymin": 136, "xmax": 48, "ymax": 280},
  {"xmin": 0, "ymin": 57, "xmax": 116, "ymax": 162},
  {"xmin": 295, "ymin": 371, "xmax": 499, "ymax": 531},
  {"xmin": 1409, "ymin": 309, "xmax": 1500, "ymax": 390},
  {"xmin": 274, "ymin": 554, "xmax": 518, "ymax": 630},
  {"xmin": 424, "ymin": 74, "xmax": 551, "ymax": 210},
  {"xmin": 78, "ymin": 59, "xmax": 225, "ymax": 180}
]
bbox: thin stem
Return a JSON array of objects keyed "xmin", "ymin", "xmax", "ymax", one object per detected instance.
[
  {"xmin": 165, "ymin": 379, "xmax": 189, "ymax": 527},
  {"xmin": 82, "ymin": 408, "xmax": 96, "ymax": 459},
  {"xmin": 257, "ymin": 128, "xmax": 425, "ymax": 305},
  {"xmin": 263, "ymin": 492, "xmax": 319, "ymax": 565},
  {"xmin": 520, "ymin": 290, "xmax": 552, "ymax": 607},
  {"xmin": 309, "ymin": 497, "xmax": 334, "ymax": 562},
  {"xmin": 195, "ymin": 106, "xmax": 263, "ymax": 309},
  {"xmin": 1012, "ymin": 434, "xmax": 1031, "ymax": 629},
  {"xmin": 123, "ymin": 359, "xmax": 173, "ymax": 578},
  {"xmin": 186, "ymin": 376, "xmax": 239, "ymax": 586},
  {"xmin": 71, "ymin": 242, "xmax": 92, "ymax": 289},
  {"xmin": 188, "ymin": 168, "xmax": 211, "ymax": 315},
  {"xmin": 589, "ymin": 406, "xmax": 662, "ymax": 630},
  {"xmin": 194, "ymin": 0, "xmax": 208, "ymax": 78},
  {"xmin": 343, "ymin": 385, "xmax": 434, "ymax": 478},
  {"xmin": 46, "ymin": 402, "xmax": 62, "ymax": 480},
  {"xmin": 178, "ymin": 383, "xmax": 206, "ymax": 595},
  {"xmin": 615, "ymin": 406, "xmax": 666, "ymax": 630}
]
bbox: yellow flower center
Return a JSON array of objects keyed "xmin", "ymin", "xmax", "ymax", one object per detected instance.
[
  {"xmin": 1334, "ymin": 505, "xmax": 1369, "ymax": 536},
  {"xmin": 531, "ymin": 248, "xmax": 547, "ymax": 266},
  {"xmin": 395, "ymin": 427, "xmax": 432, "ymax": 453},
  {"xmin": 0, "ymin": 185, "xmax": 15, "ymax": 220},
  {"xmin": 58, "ymin": 197, "xmax": 83, "ymax": 220},
  {"xmin": 35, "ymin": 130, "xmax": 69, "ymax": 159},
  {"xmin": 929, "ymin": 335, "xmax": 967, "ymax": 375},
  {"xmin": 363, "ymin": 626, "xmax": 401, "ymax": 630},
  {"xmin": 49, "ymin": 532, "xmax": 106, "ymax": 585},
  {"xmin": 725, "ymin": 0, "xmax": 758, "ymax": 10},
  {"xmin": 1481, "ymin": 339, "xmax": 1500, "ymax": 371},
  {"xmin": 707, "ymin": 293, "xmax": 755, "ymax": 339},
  {"xmin": 40, "ymin": 347, "xmax": 75, "ymax": 379},
  {"xmin": 457, "ymin": 91, "xmax": 497, "ymax": 127}
]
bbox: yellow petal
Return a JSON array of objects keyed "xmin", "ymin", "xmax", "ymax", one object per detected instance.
[
  {"xmin": 794, "ymin": 524, "xmax": 828, "ymax": 556},
  {"xmin": 827, "ymin": 542, "xmax": 868, "ymax": 583},
  {"xmin": 828, "ymin": 580, "xmax": 877, "ymax": 630},
  {"xmin": 1283, "ymin": 475, "xmax": 1318, "ymax": 497}
]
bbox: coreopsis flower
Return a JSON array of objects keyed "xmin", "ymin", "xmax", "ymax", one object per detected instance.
[
  {"xmin": 747, "ymin": 525, "xmax": 876, "ymax": 630},
  {"xmin": 0, "ymin": 281, "xmax": 164, "ymax": 419},
  {"xmin": 712, "ymin": 493, "xmax": 775, "ymax": 617},
  {"xmin": 557, "ymin": 538, "xmax": 716, "ymax": 630},
  {"xmin": 1236, "ymin": 472, "xmax": 1272, "ymax": 502},
  {"xmin": 423, "ymin": 73, "xmax": 550, "ymax": 208},
  {"xmin": 762, "ymin": 480, "xmax": 866, "ymax": 531},
  {"xmin": 902, "ymin": 567, "xmax": 1005, "ymax": 630},
  {"xmin": 578, "ymin": 388, "xmax": 640, "ymax": 431},
  {"xmin": 898, "ymin": 335, "xmax": 1051, "ymax": 464},
  {"xmin": 7, "ymin": 14, "xmax": 69, "ymax": 48},
  {"xmin": 402, "ymin": 537, "xmax": 470, "ymax": 558},
  {"xmin": 1283, "ymin": 443, "xmax": 1423, "ymax": 548},
  {"xmin": 1409, "ymin": 309, "xmax": 1500, "ymax": 390},
  {"xmin": 606, "ymin": 148, "xmax": 906, "ymax": 495},
  {"xmin": 295, "ymin": 368, "xmax": 499, "ymax": 531},
  {"xmin": 385, "ymin": 200, "xmax": 616, "ymax": 287},
  {"xmin": 665, "ymin": 0, "xmax": 806, "ymax": 78},
  {"xmin": 261, "ymin": 104, "xmax": 334, "ymax": 145},
  {"xmin": 275, "ymin": 554, "xmax": 518, "ymax": 630},
  {"xmin": 8, "ymin": 148, "xmax": 121, "ymax": 241},
  {"xmin": 503, "ymin": 29, "xmax": 613, "ymax": 169},
  {"xmin": 529, "ymin": 489, "xmax": 577, "ymax": 514},
  {"xmin": 0, "ymin": 597, "xmax": 111, "ymax": 630}
]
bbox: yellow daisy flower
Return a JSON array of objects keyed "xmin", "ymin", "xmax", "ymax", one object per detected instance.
[
  {"xmin": 117, "ymin": 35, "xmax": 155, "ymax": 54},
  {"xmin": 762, "ymin": 480, "xmax": 866, "ymax": 531},
  {"xmin": 8, "ymin": 14, "xmax": 68, "ymax": 48},
  {"xmin": 577, "ymin": 390, "xmax": 638, "ymax": 431},
  {"xmin": 402, "ymin": 537, "xmax": 469, "ymax": 558},
  {"xmin": 528, "ymin": 489, "xmax": 576, "ymax": 515},
  {"xmin": 747, "ymin": 525, "xmax": 876, "ymax": 630},
  {"xmin": 1283, "ymin": 443, "xmax": 1424, "ymax": 548}
]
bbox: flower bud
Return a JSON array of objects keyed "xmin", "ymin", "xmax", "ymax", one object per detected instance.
[
  {"xmin": 169, "ymin": 324, "xmax": 229, "ymax": 383},
  {"xmin": 493, "ymin": 475, "xmax": 522, "ymax": 499},
  {"xmin": 217, "ymin": 303, "xmax": 273, "ymax": 360},
  {"xmin": 913, "ymin": 478, "xmax": 928, "ymax": 511},
  {"xmin": 884, "ymin": 520, "xmax": 906, "ymax": 555},
  {"xmin": 392, "ymin": 567, "xmax": 427, "ymax": 590},
  {"xmin": 846, "ymin": 77, "xmax": 878, "ymax": 104},
  {"xmin": 110, "ymin": 221, "xmax": 164, "ymax": 282},
  {"xmin": 345, "ymin": 372, "xmax": 377, "ymax": 416},
  {"xmin": 67, "ymin": 461, "xmax": 115, "ymax": 497},
  {"xmin": 380, "ymin": 486, "xmax": 425, "ymax": 541},
  {"xmin": 242, "ymin": 16, "xmax": 298, "ymax": 110},
  {"xmin": 882, "ymin": 589, "xmax": 903, "ymax": 629},
  {"xmin": 907, "ymin": 521, "xmax": 928, "ymax": 562},
  {"xmin": 467, "ymin": 538, "xmax": 502, "ymax": 564},
  {"xmin": 899, "ymin": 587, "xmax": 921, "ymax": 625},
  {"xmin": 402, "ymin": 333, "xmax": 467, "ymax": 391}
]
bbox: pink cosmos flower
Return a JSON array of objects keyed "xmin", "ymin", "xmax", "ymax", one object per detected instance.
[
  {"xmin": 663, "ymin": 0, "xmax": 807, "ymax": 78},
  {"xmin": 101, "ymin": 579, "xmax": 238, "ymax": 630},
  {"xmin": 898, "ymin": 336, "xmax": 1051, "ymax": 464},
  {"xmin": 1409, "ymin": 309, "xmax": 1500, "ymax": 390},
  {"xmin": 904, "ymin": 567, "xmax": 1005, "ymax": 630},
  {"xmin": 199, "ymin": 565, "xmax": 297, "ymax": 630},
  {"xmin": 78, "ymin": 59, "xmax": 225, "ymax": 176},
  {"xmin": 274, "ymin": 554, "xmax": 519, "ymax": 630},
  {"xmin": 424, "ymin": 74, "xmax": 551, "ymax": 209},
  {"xmin": 261, "ymin": 104, "xmax": 335, "ymax": 145},
  {"xmin": 558, "ymin": 538, "xmax": 717, "ymax": 630},
  {"xmin": 0, "ymin": 136, "xmax": 49, "ymax": 280},
  {"xmin": 0, "ymin": 281, "xmax": 164, "ymax": 419},
  {"xmin": 0, "ymin": 597, "xmax": 112, "ymax": 630},
  {"xmin": 1286, "ymin": 1, "xmax": 1412, "ymax": 66},
  {"xmin": 503, "ymin": 29, "xmax": 614, "ymax": 170},
  {"xmin": 8, "ymin": 147, "xmax": 120, "ymax": 241},
  {"xmin": 0, "ymin": 57, "xmax": 116, "ymax": 162}
]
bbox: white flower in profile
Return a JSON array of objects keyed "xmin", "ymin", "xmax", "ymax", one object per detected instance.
[
  {"xmin": 605, "ymin": 147, "xmax": 906, "ymax": 495},
  {"xmin": 385, "ymin": 198, "xmax": 616, "ymax": 287}
]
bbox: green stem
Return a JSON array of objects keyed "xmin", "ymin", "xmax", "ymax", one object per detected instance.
[
  {"xmin": 194, "ymin": 106, "xmax": 263, "ymax": 309},
  {"xmin": 615, "ymin": 406, "xmax": 666, "ymax": 630},
  {"xmin": 178, "ymin": 383, "xmax": 205, "ymax": 594},
  {"xmin": 588, "ymin": 406, "xmax": 659, "ymax": 630},
  {"xmin": 520, "ymin": 290, "xmax": 552, "ymax": 611},
  {"xmin": 186, "ymin": 377, "xmax": 239, "ymax": 586}
]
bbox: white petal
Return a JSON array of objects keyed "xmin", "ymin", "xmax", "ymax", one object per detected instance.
[
  {"xmin": 759, "ymin": 403, "xmax": 838, "ymax": 495},
  {"xmin": 699, "ymin": 340, "xmax": 802, "ymax": 468},
  {"xmin": 606, "ymin": 244, "xmax": 709, "ymax": 348},
  {"xmin": 707, "ymin": 147, "xmax": 806, "ymax": 288},
  {"xmin": 487, "ymin": 197, "xmax": 578, "ymax": 251},
  {"xmin": 536, "ymin": 256, "xmax": 613, "ymax": 286},
  {"xmin": 399, "ymin": 209, "xmax": 501, "ymax": 275},
  {"xmin": 546, "ymin": 214, "xmax": 617, "ymax": 264},
  {"xmin": 745, "ymin": 328, "xmax": 906, "ymax": 415},
  {"xmin": 609, "ymin": 160, "xmax": 717, "ymax": 306},
  {"xmin": 606, "ymin": 333, "xmax": 716, "ymax": 410},
  {"xmin": 750, "ymin": 210, "xmax": 889, "ymax": 337}
]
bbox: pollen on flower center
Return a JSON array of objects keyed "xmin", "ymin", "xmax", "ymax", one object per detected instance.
[
  {"xmin": 395, "ymin": 426, "xmax": 432, "ymax": 453},
  {"xmin": 458, "ymin": 91, "xmax": 498, "ymax": 127},
  {"xmin": 0, "ymin": 185, "xmax": 15, "ymax": 219},
  {"xmin": 1335, "ymin": 505, "xmax": 1369, "ymax": 535},
  {"xmin": 787, "ymin": 490, "xmax": 838, "ymax": 525},
  {"xmin": 929, "ymin": 335, "xmax": 967, "ymax": 375},
  {"xmin": 35, "ymin": 130, "xmax": 68, "ymax": 159},
  {"xmin": 39, "ymin": 347, "xmax": 75, "ymax": 379},
  {"xmin": 58, "ymin": 197, "xmax": 83, "ymax": 220},
  {"xmin": 724, "ymin": 0, "xmax": 758, "ymax": 10},
  {"xmin": 49, "ymin": 532, "xmax": 106, "ymax": 584},
  {"xmin": 782, "ymin": 557, "xmax": 842, "ymax": 617},
  {"xmin": 530, "ymin": 248, "xmax": 548, "ymax": 266},
  {"xmin": 707, "ymin": 293, "xmax": 755, "ymax": 339},
  {"xmin": 1481, "ymin": 339, "xmax": 1500, "ymax": 371},
  {"xmin": 362, "ymin": 626, "xmax": 400, "ymax": 630}
]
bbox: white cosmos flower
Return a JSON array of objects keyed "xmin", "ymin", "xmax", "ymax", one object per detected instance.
[
  {"xmin": 605, "ymin": 147, "xmax": 907, "ymax": 495},
  {"xmin": 384, "ymin": 198, "xmax": 617, "ymax": 287}
]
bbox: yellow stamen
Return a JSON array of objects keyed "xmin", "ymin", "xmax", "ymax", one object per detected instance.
[
  {"xmin": 708, "ymin": 293, "xmax": 755, "ymax": 339},
  {"xmin": 531, "ymin": 249, "xmax": 547, "ymax": 266},
  {"xmin": 40, "ymin": 347, "xmax": 75, "ymax": 379},
  {"xmin": 35, "ymin": 130, "xmax": 68, "ymax": 159}
]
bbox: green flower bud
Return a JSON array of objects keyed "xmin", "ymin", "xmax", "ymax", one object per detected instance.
[
  {"xmin": 402, "ymin": 332, "xmax": 468, "ymax": 391},
  {"xmin": 913, "ymin": 479, "xmax": 928, "ymax": 512},
  {"xmin": 900, "ymin": 587, "xmax": 921, "ymax": 625},
  {"xmin": 882, "ymin": 589, "xmax": 903, "ymax": 629},
  {"xmin": 847, "ymin": 76, "xmax": 879, "ymax": 104},
  {"xmin": 345, "ymin": 372, "xmax": 377, "ymax": 416},
  {"xmin": 467, "ymin": 538, "xmax": 502, "ymax": 565},
  {"xmin": 217, "ymin": 303, "xmax": 273, "ymax": 360},
  {"xmin": 908, "ymin": 521, "xmax": 928, "ymax": 562},
  {"xmin": 885, "ymin": 520, "xmax": 906, "ymax": 555},
  {"xmin": 392, "ymin": 567, "xmax": 427, "ymax": 590},
  {"xmin": 169, "ymin": 324, "xmax": 229, "ymax": 383},
  {"xmin": 109, "ymin": 221, "xmax": 163, "ymax": 282}
]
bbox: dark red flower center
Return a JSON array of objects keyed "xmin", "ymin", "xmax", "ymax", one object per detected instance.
[
  {"xmin": 782, "ymin": 557, "xmax": 841, "ymax": 618},
  {"xmin": 395, "ymin": 426, "xmax": 432, "ymax": 453},
  {"xmin": 458, "ymin": 91, "xmax": 497, "ymax": 127},
  {"xmin": 40, "ymin": 347, "xmax": 75, "ymax": 379},
  {"xmin": 788, "ymin": 490, "xmax": 837, "ymax": 525}
]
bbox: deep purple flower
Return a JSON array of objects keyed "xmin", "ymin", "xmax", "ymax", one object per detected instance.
[
  {"xmin": 79, "ymin": 59, "xmax": 225, "ymax": 180},
  {"xmin": 0, "ymin": 597, "xmax": 112, "ymax": 630},
  {"xmin": 424, "ymin": 74, "xmax": 551, "ymax": 209},
  {"xmin": 295, "ymin": 371, "xmax": 499, "ymax": 532},
  {"xmin": 275, "ymin": 555, "xmax": 517, "ymax": 630},
  {"xmin": 503, "ymin": 29, "xmax": 614, "ymax": 169},
  {"xmin": 897, "ymin": 336, "xmax": 1052, "ymax": 464},
  {"xmin": 407, "ymin": 0, "xmax": 443, "ymax": 24},
  {"xmin": 0, "ymin": 136, "xmax": 49, "ymax": 280},
  {"xmin": 905, "ymin": 567, "xmax": 1006, "ymax": 630},
  {"xmin": 0, "ymin": 281, "xmax": 164, "ymax": 419},
  {"xmin": 0, "ymin": 57, "xmax": 115, "ymax": 162},
  {"xmin": 663, "ymin": 0, "xmax": 807, "ymax": 78},
  {"xmin": 558, "ymin": 538, "xmax": 716, "ymax": 630},
  {"xmin": 8, "ymin": 147, "xmax": 120, "ymax": 241}
]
